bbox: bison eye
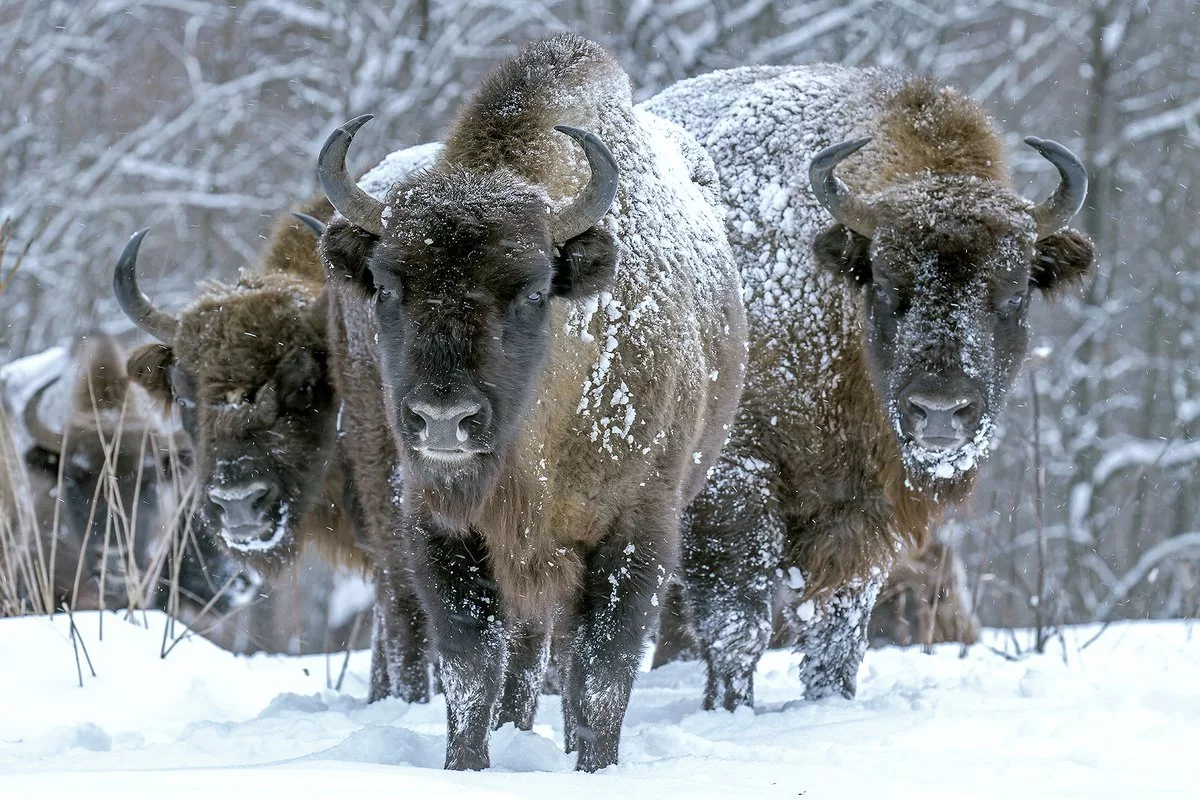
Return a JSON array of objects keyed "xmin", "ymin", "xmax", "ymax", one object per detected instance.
[
  {"xmin": 526, "ymin": 291, "xmax": 544, "ymax": 304},
  {"xmin": 1000, "ymin": 290, "xmax": 1028, "ymax": 314},
  {"xmin": 375, "ymin": 286, "xmax": 397, "ymax": 303}
]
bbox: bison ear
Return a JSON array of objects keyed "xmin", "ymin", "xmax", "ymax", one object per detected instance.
[
  {"xmin": 321, "ymin": 218, "xmax": 379, "ymax": 293},
  {"xmin": 127, "ymin": 343, "xmax": 175, "ymax": 408},
  {"xmin": 551, "ymin": 227, "xmax": 618, "ymax": 300},
  {"xmin": 24, "ymin": 446, "xmax": 60, "ymax": 476},
  {"xmin": 1031, "ymin": 227, "xmax": 1095, "ymax": 295},
  {"xmin": 813, "ymin": 223, "xmax": 872, "ymax": 286}
]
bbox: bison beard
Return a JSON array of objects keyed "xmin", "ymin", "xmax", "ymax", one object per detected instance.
[
  {"xmin": 644, "ymin": 65, "xmax": 1094, "ymax": 707},
  {"xmin": 319, "ymin": 34, "xmax": 746, "ymax": 772}
]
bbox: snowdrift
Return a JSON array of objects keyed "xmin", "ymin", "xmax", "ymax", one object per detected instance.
[{"xmin": 0, "ymin": 612, "xmax": 1195, "ymax": 798}]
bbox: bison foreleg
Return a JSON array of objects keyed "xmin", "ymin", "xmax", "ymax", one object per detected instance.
[
  {"xmin": 683, "ymin": 453, "xmax": 782, "ymax": 711},
  {"xmin": 563, "ymin": 516, "xmax": 673, "ymax": 772},
  {"xmin": 409, "ymin": 520, "xmax": 507, "ymax": 771},
  {"xmin": 368, "ymin": 565, "xmax": 430, "ymax": 704},
  {"xmin": 789, "ymin": 569, "xmax": 886, "ymax": 700}
]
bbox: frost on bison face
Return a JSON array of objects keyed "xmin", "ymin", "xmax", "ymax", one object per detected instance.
[{"xmin": 811, "ymin": 138, "xmax": 1095, "ymax": 488}]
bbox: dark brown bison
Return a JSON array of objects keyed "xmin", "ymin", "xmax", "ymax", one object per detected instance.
[
  {"xmin": 318, "ymin": 33, "xmax": 746, "ymax": 771},
  {"xmin": 110, "ymin": 198, "xmax": 437, "ymax": 699},
  {"xmin": 113, "ymin": 198, "xmax": 347, "ymax": 577},
  {"xmin": 1, "ymin": 332, "xmax": 176, "ymax": 612},
  {"xmin": 867, "ymin": 539, "xmax": 980, "ymax": 649},
  {"xmin": 644, "ymin": 65, "xmax": 1093, "ymax": 707}
]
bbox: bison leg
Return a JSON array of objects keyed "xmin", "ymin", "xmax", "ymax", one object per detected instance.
[
  {"xmin": 563, "ymin": 515, "xmax": 672, "ymax": 772},
  {"xmin": 789, "ymin": 569, "xmax": 886, "ymax": 700},
  {"xmin": 682, "ymin": 453, "xmax": 782, "ymax": 711},
  {"xmin": 409, "ymin": 520, "xmax": 506, "ymax": 771},
  {"xmin": 495, "ymin": 618, "xmax": 551, "ymax": 730},
  {"xmin": 368, "ymin": 565, "xmax": 430, "ymax": 704}
]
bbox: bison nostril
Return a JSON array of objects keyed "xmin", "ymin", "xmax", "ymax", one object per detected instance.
[
  {"xmin": 208, "ymin": 481, "xmax": 275, "ymax": 526},
  {"xmin": 407, "ymin": 401, "xmax": 483, "ymax": 449},
  {"xmin": 406, "ymin": 404, "xmax": 430, "ymax": 441},
  {"xmin": 903, "ymin": 390, "xmax": 984, "ymax": 451}
]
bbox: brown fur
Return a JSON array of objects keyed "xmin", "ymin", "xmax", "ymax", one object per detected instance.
[{"xmin": 877, "ymin": 78, "xmax": 1008, "ymax": 186}]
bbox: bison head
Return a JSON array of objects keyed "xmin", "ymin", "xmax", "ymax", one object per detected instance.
[
  {"xmin": 811, "ymin": 137, "xmax": 1095, "ymax": 486},
  {"xmin": 21, "ymin": 335, "xmax": 174, "ymax": 609},
  {"xmin": 113, "ymin": 228, "xmax": 335, "ymax": 574},
  {"xmin": 318, "ymin": 115, "xmax": 618, "ymax": 520}
]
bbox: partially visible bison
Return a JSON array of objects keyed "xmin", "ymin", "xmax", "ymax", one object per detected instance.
[
  {"xmin": 644, "ymin": 65, "xmax": 1093, "ymax": 706},
  {"xmin": 1, "ymin": 332, "xmax": 178, "ymax": 612},
  {"xmin": 868, "ymin": 539, "xmax": 980, "ymax": 649},
  {"xmin": 318, "ymin": 33, "xmax": 746, "ymax": 771},
  {"xmin": 111, "ymin": 198, "xmax": 436, "ymax": 694},
  {"xmin": 113, "ymin": 200, "xmax": 350, "ymax": 576}
]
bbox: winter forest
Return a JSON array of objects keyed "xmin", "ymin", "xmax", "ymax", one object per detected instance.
[{"xmin": 1, "ymin": 0, "xmax": 1198, "ymax": 796}]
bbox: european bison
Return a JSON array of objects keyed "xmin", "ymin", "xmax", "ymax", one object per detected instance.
[
  {"xmin": 1, "ymin": 332, "xmax": 177, "ymax": 612},
  {"xmin": 318, "ymin": 33, "xmax": 746, "ymax": 771},
  {"xmin": 111, "ymin": 198, "xmax": 428, "ymax": 686},
  {"xmin": 113, "ymin": 199, "xmax": 356, "ymax": 574},
  {"xmin": 644, "ymin": 65, "xmax": 1094, "ymax": 706},
  {"xmin": 867, "ymin": 539, "xmax": 980, "ymax": 649}
]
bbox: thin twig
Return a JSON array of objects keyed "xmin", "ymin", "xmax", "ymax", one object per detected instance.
[{"xmin": 336, "ymin": 611, "xmax": 365, "ymax": 692}]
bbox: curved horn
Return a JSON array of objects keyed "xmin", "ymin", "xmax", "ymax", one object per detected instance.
[
  {"xmin": 808, "ymin": 137, "xmax": 877, "ymax": 239},
  {"xmin": 292, "ymin": 212, "xmax": 326, "ymax": 237},
  {"xmin": 24, "ymin": 378, "xmax": 64, "ymax": 453},
  {"xmin": 1024, "ymin": 136, "xmax": 1088, "ymax": 240},
  {"xmin": 317, "ymin": 114, "xmax": 385, "ymax": 237},
  {"xmin": 112, "ymin": 229, "xmax": 178, "ymax": 342},
  {"xmin": 549, "ymin": 125, "xmax": 620, "ymax": 243}
]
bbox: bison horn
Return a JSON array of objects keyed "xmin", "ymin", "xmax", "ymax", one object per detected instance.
[
  {"xmin": 317, "ymin": 114, "xmax": 385, "ymax": 237},
  {"xmin": 549, "ymin": 125, "xmax": 620, "ymax": 243},
  {"xmin": 292, "ymin": 212, "xmax": 326, "ymax": 237},
  {"xmin": 808, "ymin": 137, "xmax": 877, "ymax": 239},
  {"xmin": 24, "ymin": 378, "xmax": 64, "ymax": 453},
  {"xmin": 1024, "ymin": 137, "xmax": 1088, "ymax": 240},
  {"xmin": 113, "ymin": 229, "xmax": 179, "ymax": 342}
]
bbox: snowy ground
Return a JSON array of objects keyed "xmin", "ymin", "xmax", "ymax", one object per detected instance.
[{"xmin": 0, "ymin": 613, "xmax": 1196, "ymax": 799}]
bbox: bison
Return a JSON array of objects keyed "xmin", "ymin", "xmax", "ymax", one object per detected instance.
[
  {"xmin": 867, "ymin": 539, "xmax": 980, "ymax": 649},
  {"xmin": 643, "ymin": 65, "xmax": 1094, "ymax": 706},
  {"xmin": 110, "ymin": 197, "xmax": 439, "ymax": 698},
  {"xmin": 317, "ymin": 33, "xmax": 746, "ymax": 771},
  {"xmin": 1, "ymin": 332, "xmax": 178, "ymax": 612}
]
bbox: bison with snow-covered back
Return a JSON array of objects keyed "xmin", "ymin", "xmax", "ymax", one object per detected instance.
[
  {"xmin": 111, "ymin": 197, "xmax": 440, "ymax": 701},
  {"xmin": 318, "ymin": 33, "xmax": 746, "ymax": 771},
  {"xmin": 643, "ymin": 65, "xmax": 1094, "ymax": 707}
]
